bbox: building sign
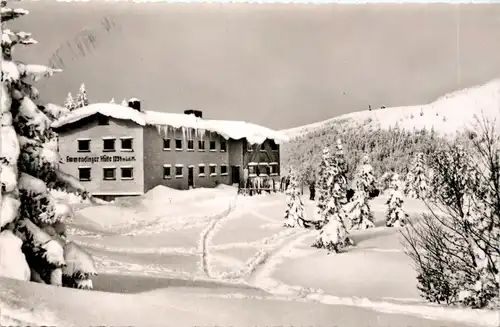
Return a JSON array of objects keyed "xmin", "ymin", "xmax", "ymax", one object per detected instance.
[{"xmin": 65, "ymin": 154, "xmax": 136, "ymax": 164}]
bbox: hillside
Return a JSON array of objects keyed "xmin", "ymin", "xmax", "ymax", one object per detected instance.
[
  {"xmin": 282, "ymin": 79, "xmax": 500, "ymax": 140},
  {"xmin": 280, "ymin": 79, "xmax": 500, "ymax": 183}
]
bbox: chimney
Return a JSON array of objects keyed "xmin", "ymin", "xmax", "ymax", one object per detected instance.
[
  {"xmin": 184, "ymin": 109, "xmax": 203, "ymax": 119},
  {"xmin": 128, "ymin": 98, "xmax": 141, "ymax": 112}
]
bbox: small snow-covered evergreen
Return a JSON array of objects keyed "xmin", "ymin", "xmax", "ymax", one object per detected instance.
[
  {"xmin": 63, "ymin": 92, "xmax": 76, "ymax": 111},
  {"xmin": 109, "ymin": 97, "xmax": 115, "ymax": 104},
  {"xmin": 283, "ymin": 172, "xmax": 306, "ymax": 228},
  {"xmin": 0, "ymin": 1, "xmax": 97, "ymax": 287},
  {"xmin": 347, "ymin": 155, "xmax": 375, "ymax": 229},
  {"xmin": 75, "ymin": 82, "xmax": 89, "ymax": 109},
  {"xmin": 316, "ymin": 147, "xmax": 333, "ymax": 219},
  {"xmin": 404, "ymin": 152, "xmax": 428, "ymax": 199},
  {"xmin": 385, "ymin": 173, "xmax": 408, "ymax": 227},
  {"xmin": 121, "ymin": 98, "xmax": 128, "ymax": 106}
]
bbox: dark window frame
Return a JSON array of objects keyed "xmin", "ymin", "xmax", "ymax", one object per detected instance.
[
  {"xmin": 220, "ymin": 141, "xmax": 227, "ymax": 152},
  {"xmin": 220, "ymin": 165, "xmax": 228, "ymax": 175},
  {"xmin": 209, "ymin": 140, "xmax": 216, "ymax": 151},
  {"xmin": 78, "ymin": 167, "xmax": 91, "ymax": 181},
  {"xmin": 175, "ymin": 165, "xmax": 183, "ymax": 177},
  {"xmin": 163, "ymin": 138, "xmax": 171, "ymax": 150},
  {"xmin": 198, "ymin": 140, "xmax": 205, "ymax": 151},
  {"xmin": 121, "ymin": 137, "xmax": 133, "ymax": 152},
  {"xmin": 121, "ymin": 167, "xmax": 134, "ymax": 180},
  {"xmin": 187, "ymin": 139, "xmax": 194, "ymax": 151},
  {"xmin": 102, "ymin": 138, "xmax": 116, "ymax": 152},
  {"xmin": 103, "ymin": 167, "xmax": 116, "ymax": 180},
  {"xmin": 77, "ymin": 139, "xmax": 91, "ymax": 152},
  {"xmin": 175, "ymin": 139, "xmax": 183, "ymax": 151},
  {"xmin": 163, "ymin": 165, "xmax": 172, "ymax": 179},
  {"xmin": 209, "ymin": 164, "xmax": 216, "ymax": 176}
]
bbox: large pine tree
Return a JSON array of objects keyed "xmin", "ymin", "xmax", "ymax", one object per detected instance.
[
  {"xmin": 0, "ymin": 1, "xmax": 97, "ymax": 288},
  {"xmin": 312, "ymin": 139, "xmax": 353, "ymax": 253}
]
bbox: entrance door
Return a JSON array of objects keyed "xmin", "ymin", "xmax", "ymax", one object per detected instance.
[
  {"xmin": 231, "ymin": 166, "xmax": 240, "ymax": 185},
  {"xmin": 188, "ymin": 167, "xmax": 194, "ymax": 188}
]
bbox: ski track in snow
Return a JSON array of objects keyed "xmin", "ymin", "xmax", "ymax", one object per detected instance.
[
  {"xmin": 64, "ymin": 192, "xmax": 499, "ymax": 327},
  {"xmin": 197, "ymin": 195, "xmax": 239, "ymax": 278}
]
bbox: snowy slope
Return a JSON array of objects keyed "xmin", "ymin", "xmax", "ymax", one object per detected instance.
[{"xmin": 282, "ymin": 79, "xmax": 500, "ymax": 139}]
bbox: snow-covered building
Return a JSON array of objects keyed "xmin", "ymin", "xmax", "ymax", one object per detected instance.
[{"xmin": 51, "ymin": 100, "xmax": 288, "ymax": 200}]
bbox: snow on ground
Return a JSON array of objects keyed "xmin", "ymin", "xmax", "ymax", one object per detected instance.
[{"xmin": 1, "ymin": 186, "xmax": 498, "ymax": 327}]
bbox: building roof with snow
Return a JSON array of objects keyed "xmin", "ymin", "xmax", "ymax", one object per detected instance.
[{"xmin": 51, "ymin": 103, "xmax": 289, "ymax": 144}]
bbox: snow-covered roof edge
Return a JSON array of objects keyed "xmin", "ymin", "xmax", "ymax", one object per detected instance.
[
  {"xmin": 51, "ymin": 103, "xmax": 289, "ymax": 144},
  {"xmin": 51, "ymin": 103, "xmax": 146, "ymax": 129}
]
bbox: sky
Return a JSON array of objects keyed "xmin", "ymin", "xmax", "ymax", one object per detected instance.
[{"xmin": 8, "ymin": 2, "xmax": 500, "ymax": 130}]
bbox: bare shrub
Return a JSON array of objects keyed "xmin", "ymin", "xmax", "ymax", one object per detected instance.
[{"xmin": 401, "ymin": 115, "xmax": 500, "ymax": 309}]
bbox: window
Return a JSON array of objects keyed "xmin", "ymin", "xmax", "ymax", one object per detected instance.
[
  {"xmin": 187, "ymin": 139, "xmax": 194, "ymax": 151},
  {"xmin": 175, "ymin": 165, "xmax": 183, "ymax": 178},
  {"xmin": 103, "ymin": 167, "xmax": 116, "ymax": 180},
  {"xmin": 121, "ymin": 167, "xmax": 133, "ymax": 180},
  {"xmin": 209, "ymin": 141, "xmax": 216, "ymax": 151},
  {"xmin": 163, "ymin": 139, "xmax": 171, "ymax": 150},
  {"xmin": 259, "ymin": 163, "xmax": 268, "ymax": 176},
  {"xmin": 248, "ymin": 163, "xmax": 257, "ymax": 176},
  {"xmin": 270, "ymin": 163, "xmax": 278, "ymax": 176},
  {"xmin": 77, "ymin": 139, "xmax": 90, "ymax": 152},
  {"xmin": 220, "ymin": 165, "xmax": 228, "ymax": 176},
  {"xmin": 198, "ymin": 164, "xmax": 206, "ymax": 176},
  {"xmin": 121, "ymin": 137, "xmax": 133, "ymax": 151},
  {"xmin": 198, "ymin": 140, "xmax": 205, "ymax": 151},
  {"xmin": 103, "ymin": 138, "xmax": 115, "ymax": 152},
  {"xmin": 209, "ymin": 164, "xmax": 217, "ymax": 176},
  {"xmin": 270, "ymin": 141, "xmax": 279, "ymax": 151},
  {"xmin": 98, "ymin": 115, "xmax": 110, "ymax": 125},
  {"xmin": 163, "ymin": 165, "xmax": 172, "ymax": 179},
  {"xmin": 175, "ymin": 139, "xmax": 183, "ymax": 151},
  {"xmin": 220, "ymin": 141, "xmax": 227, "ymax": 152},
  {"xmin": 247, "ymin": 142, "xmax": 253, "ymax": 152},
  {"xmin": 78, "ymin": 167, "xmax": 91, "ymax": 181}
]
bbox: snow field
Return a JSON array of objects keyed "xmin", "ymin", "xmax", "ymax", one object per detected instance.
[{"xmin": 2, "ymin": 186, "xmax": 498, "ymax": 327}]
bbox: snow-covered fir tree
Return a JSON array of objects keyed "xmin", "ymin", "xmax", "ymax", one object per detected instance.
[
  {"xmin": 404, "ymin": 152, "xmax": 428, "ymax": 199},
  {"xmin": 0, "ymin": 1, "xmax": 97, "ymax": 288},
  {"xmin": 63, "ymin": 92, "xmax": 76, "ymax": 111},
  {"xmin": 283, "ymin": 172, "xmax": 306, "ymax": 228},
  {"xmin": 75, "ymin": 82, "xmax": 89, "ymax": 109},
  {"xmin": 316, "ymin": 147, "xmax": 333, "ymax": 220},
  {"xmin": 347, "ymin": 155, "xmax": 375, "ymax": 229},
  {"xmin": 121, "ymin": 98, "xmax": 128, "ymax": 106},
  {"xmin": 312, "ymin": 139, "xmax": 354, "ymax": 253},
  {"xmin": 385, "ymin": 173, "xmax": 408, "ymax": 227},
  {"xmin": 109, "ymin": 97, "xmax": 115, "ymax": 104}
]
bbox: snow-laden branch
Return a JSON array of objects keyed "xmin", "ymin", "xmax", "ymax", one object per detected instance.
[
  {"xmin": 0, "ymin": 7, "xmax": 28, "ymax": 23},
  {"xmin": 17, "ymin": 63, "xmax": 62, "ymax": 82},
  {"xmin": 2, "ymin": 29, "xmax": 37, "ymax": 46}
]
